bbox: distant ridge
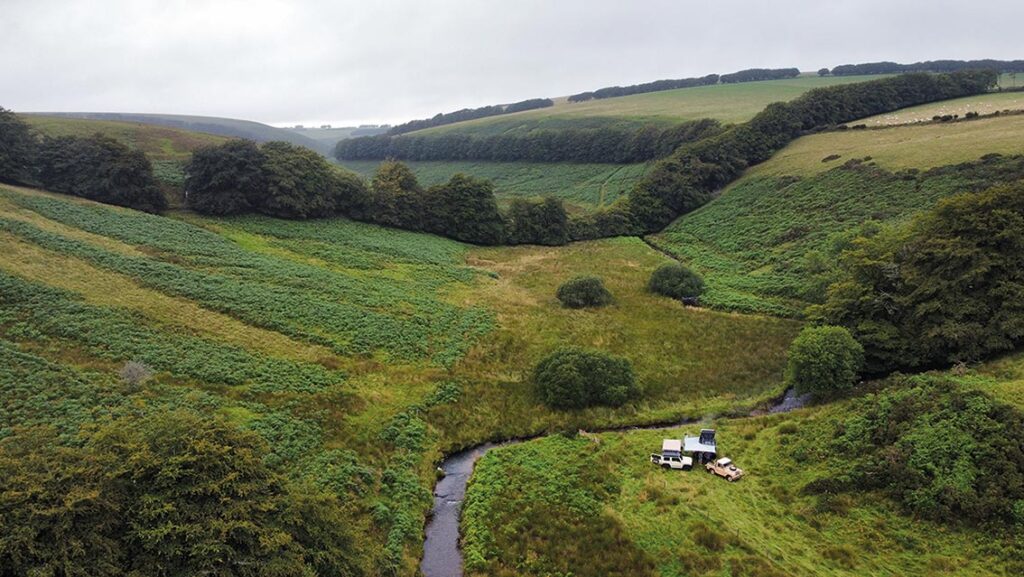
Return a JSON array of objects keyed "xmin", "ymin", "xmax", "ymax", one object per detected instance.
[{"xmin": 24, "ymin": 112, "xmax": 330, "ymax": 155}]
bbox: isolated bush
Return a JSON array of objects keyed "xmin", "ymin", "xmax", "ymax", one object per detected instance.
[
  {"xmin": 534, "ymin": 347, "xmax": 638, "ymax": 410},
  {"xmin": 0, "ymin": 106, "xmax": 35, "ymax": 184},
  {"xmin": 118, "ymin": 360, "xmax": 153, "ymax": 389},
  {"xmin": 35, "ymin": 133, "xmax": 167, "ymax": 213},
  {"xmin": 556, "ymin": 276, "xmax": 613, "ymax": 309},
  {"xmin": 785, "ymin": 325, "xmax": 863, "ymax": 398},
  {"xmin": 648, "ymin": 263, "xmax": 704, "ymax": 300}
]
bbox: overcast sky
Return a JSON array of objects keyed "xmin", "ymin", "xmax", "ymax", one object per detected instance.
[{"xmin": 3, "ymin": 0, "xmax": 1021, "ymax": 126}]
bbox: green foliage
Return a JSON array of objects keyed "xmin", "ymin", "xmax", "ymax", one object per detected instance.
[
  {"xmin": 0, "ymin": 189, "xmax": 492, "ymax": 366},
  {"xmin": 815, "ymin": 181, "xmax": 1024, "ymax": 373},
  {"xmin": 534, "ymin": 347, "xmax": 638, "ymax": 409},
  {"xmin": 0, "ymin": 106, "xmax": 35, "ymax": 184},
  {"xmin": 629, "ymin": 71, "xmax": 999, "ymax": 232},
  {"xmin": 785, "ymin": 325, "xmax": 863, "ymax": 398},
  {"xmin": 259, "ymin": 140, "xmax": 363, "ymax": 218},
  {"xmin": 0, "ymin": 410, "xmax": 363, "ymax": 577},
  {"xmin": 35, "ymin": 133, "xmax": 167, "ymax": 213},
  {"xmin": 424, "ymin": 173, "xmax": 506, "ymax": 245},
  {"xmin": 462, "ymin": 435, "xmax": 656, "ymax": 577},
  {"xmin": 505, "ymin": 197, "xmax": 569, "ymax": 245},
  {"xmin": 648, "ymin": 262, "xmax": 704, "ymax": 300},
  {"xmin": 555, "ymin": 276, "xmax": 613, "ymax": 309},
  {"xmin": 184, "ymin": 139, "xmax": 266, "ymax": 215},
  {"xmin": 826, "ymin": 377, "xmax": 1024, "ymax": 524},
  {"xmin": 651, "ymin": 154, "xmax": 1024, "ymax": 316}
]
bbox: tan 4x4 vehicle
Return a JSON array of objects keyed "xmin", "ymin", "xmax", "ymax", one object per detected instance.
[{"xmin": 706, "ymin": 457, "xmax": 743, "ymax": 481}]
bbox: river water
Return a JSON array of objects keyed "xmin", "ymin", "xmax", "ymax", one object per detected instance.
[{"xmin": 419, "ymin": 388, "xmax": 809, "ymax": 577}]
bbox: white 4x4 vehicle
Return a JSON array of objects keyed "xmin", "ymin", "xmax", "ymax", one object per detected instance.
[{"xmin": 650, "ymin": 453, "xmax": 693, "ymax": 470}]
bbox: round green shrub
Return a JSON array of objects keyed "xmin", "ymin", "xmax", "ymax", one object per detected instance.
[
  {"xmin": 534, "ymin": 347, "xmax": 638, "ymax": 410},
  {"xmin": 785, "ymin": 325, "xmax": 864, "ymax": 398},
  {"xmin": 648, "ymin": 263, "xmax": 704, "ymax": 300},
  {"xmin": 556, "ymin": 276, "xmax": 612, "ymax": 309}
]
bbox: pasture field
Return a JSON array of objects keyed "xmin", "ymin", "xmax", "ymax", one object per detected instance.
[
  {"xmin": 0, "ymin": 183, "xmax": 799, "ymax": 575},
  {"xmin": 463, "ymin": 394, "xmax": 1016, "ymax": 577},
  {"xmin": 747, "ymin": 113, "xmax": 1024, "ymax": 178},
  {"xmin": 340, "ymin": 159, "xmax": 649, "ymax": 209},
  {"xmin": 860, "ymin": 91, "xmax": 1024, "ymax": 126},
  {"xmin": 411, "ymin": 75, "xmax": 881, "ymax": 137}
]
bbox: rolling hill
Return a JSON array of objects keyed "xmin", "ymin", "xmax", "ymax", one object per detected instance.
[{"xmin": 26, "ymin": 112, "xmax": 330, "ymax": 154}]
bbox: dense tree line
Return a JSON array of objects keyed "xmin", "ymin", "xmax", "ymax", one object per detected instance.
[
  {"xmin": 830, "ymin": 59, "xmax": 1024, "ymax": 76},
  {"xmin": 565, "ymin": 66, "xmax": 802, "ymax": 103},
  {"xmin": 186, "ymin": 139, "xmax": 366, "ymax": 219},
  {"xmin": 621, "ymin": 70, "xmax": 999, "ymax": 234},
  {"xmin": 811, "ymin": 181, "xmax": 1024, "ymax": 375},
  {"xmin": 0, "ymin": 410, "xmax": 362, "ymax": 577},
  {"xmin": 335, "ymin": 118, "xmax": 723, "ymax": 163},
  {"xmin": 386, "ymin": 98, "xmax": 553, "ymax": 135},
  {"xmin": 0, "ymin": 107, "xmax": 167, "ymax": 212},
  {"xmin": 719, "ymin": 67, "xmax": 801, "ymax": 83},
  {"xmin": 567, "ymin": 74, "xmax": 720, "ymax": 102}
]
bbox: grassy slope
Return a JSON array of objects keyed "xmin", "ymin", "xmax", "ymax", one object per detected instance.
[
  {"xmin": 23, "ymin": 115, "xmax": 228, "ymax": 161},
  {"xmin": 411, "ymin": 76, "xmax": 880, "ymax": 137},
  {"xmin": 649, "ymin": 115, "xmax": 1024, "ymax": 316},
  {"xmin": 340, "ymin": 159, "xmax": 649, "ymax": 210},
  {"xmin": 749, "ymin": 114, "xmax": 1024, "ymax": 177},
  {"xmin": 0, "ymin": 184, "xmax": 797, "ymax": 575},
  {"xmin": 464, "ymin": 395, "xmax": 1015, "ymax": 577},
  {"xmin": 860, "ymin": 91, "xmax": 1024, "ymax": 126}
]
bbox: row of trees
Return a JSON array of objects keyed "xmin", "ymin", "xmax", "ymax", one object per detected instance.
[
  {"xmin": 0, "ymin": 107, "xmax": 167, "ymax": 212},
  {"xmin": 829, "ymin": 59, "xmax": 1024, "ymax": 76},
  {"xmin": 719, "ymin": 67, "xmax": 801, "ymax": 83},
  {"xmin": 567, "ymin": 74, "xmax": 720, "ymax": 102},
  {"xmin": 334, "ymin": 119, "xmax": 723, "ymax": 163},
  {"xmin": 565, "ymin": 67, "xmax": 802, "ymax": 102},
  {"xmin": 386, "ymin": 98, "xmax": 553, "ymax": 135},
  {"xmin": 620, "ymin": 70, "xmax": 1000, "ymax": 234}
]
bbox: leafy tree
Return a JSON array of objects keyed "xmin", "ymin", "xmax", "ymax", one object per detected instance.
[
  {"xmin": 785, "ymin": 325, "xmax": 863, "ymax": 397},
  {"xmin": 556, "ymin": 276, "xmax": 613, "ymax": 308},
  {"xmin": 817, "ymin": 67, "xmax": 831, "ymax": 76},
  {"xmin": 259, "ymin": 141, "xmax": 346, "ymax": 218},
  {"xmin": 35, "ymin": 133, "xmax": 167, "ymax": 213},
  {"xmin": 534, "ymin": 347, "xmax": 638, "ymax": 409},
  {"xmin": 0, "ymin": 411, "xmax": 363, "ymax": 577},
  {"xmin": 184, "ymin": 139, "xmax": 266, "ymax": 215},
  {"xmin": 366, "ymin": 159, "xmax": 426, "ymax": 228},
  {"xmin": 814, "ymin": 182, "xmax": 1024, "ymax": 373},
  {"xmin": 505, "ymin": 197, "xmax": 569, "ymax": 245},
  {"xmin": 648, "ymin": 262, "xmax": 704, "ymax": 300},
  {"xmin": 423, "ymin": 173, "xmax": 505, "ymax": 244},
  {"xmin": 0, "ymin": 106, "xmax": 35, "ymax": 184}
]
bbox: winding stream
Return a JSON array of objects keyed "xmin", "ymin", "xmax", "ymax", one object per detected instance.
[{"xmin": 420, "ymin": 388, "xmax": 809, "ymax": 577}]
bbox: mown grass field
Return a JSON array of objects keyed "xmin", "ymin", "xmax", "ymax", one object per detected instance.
[
  {"xmin": 463, "ymin": 394, "xmax": 1017, "ymax": 577},
  {"xmin": 340, "ymin": 159, "xmax": 649, "ymax": 209},
  {"xmin": 0, "ymin": 183, "xmax": 799, "ymax": 575},
  {"xmin": 412, "ymin": 75, "xmax": 881, "ymax": 137}
]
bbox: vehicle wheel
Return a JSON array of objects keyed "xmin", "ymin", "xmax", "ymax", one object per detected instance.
[
  {"xmin": 727, "ymin": 476, "xmax": 734, "ymax": 482},
  {"xmin": 661, "ymin": 464, "xmax": 670, "ymax": 470}
]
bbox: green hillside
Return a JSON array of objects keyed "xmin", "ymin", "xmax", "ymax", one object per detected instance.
[
  {"xmin": 340, "ymin": 160, "xmax": 648, "ymax": 210},
  {"xmin": 411, "ymin": 75, "xmax": 881, "ymax": 137},
  {"xmin": 649, "ymin": 116, "xmax": 1024, "ymax": 316},
  {"xmin": 860, "ymin": 91, "xmax": 1024, "ymax": 126},
  {"xmin": 0, "ymin": 183, "xmax": 797, "ymax": 575},
  {"xmin": 23, "ymin": 114, "xmax": 228, "ymax": 161}
]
